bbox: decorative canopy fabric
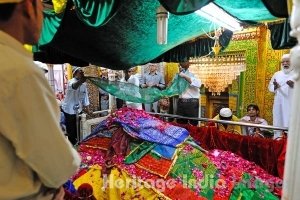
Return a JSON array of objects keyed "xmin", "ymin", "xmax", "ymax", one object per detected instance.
[
  {"xmin": 36, "ymin": 0, "xmax": 284, "ymax": 69},
  {"xmin": 87, "ymin": 75, "xmax": 189, "ymax": 103}
]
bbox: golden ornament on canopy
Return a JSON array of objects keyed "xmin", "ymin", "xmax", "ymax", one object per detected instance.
[
  {"xmin": 189, "ymin": 51, "xmax": 246, "ymax": 95},
  {"xmin": 211, "ymin": 45, "xmax": 222, "ymax": 55},
  {"xmin": 211, "ymin": 28, "xmax": 222, "ymax": 56}
]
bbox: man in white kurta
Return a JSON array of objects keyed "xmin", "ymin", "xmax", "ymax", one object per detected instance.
[{"xmin": 268, "ymin": 54, "xmax": 295, "ymax": 138}]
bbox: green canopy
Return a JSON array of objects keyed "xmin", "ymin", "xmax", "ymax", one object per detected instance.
[{"xmin": 36, "ymin": 0, "xmax": 283, "ymax": 69}]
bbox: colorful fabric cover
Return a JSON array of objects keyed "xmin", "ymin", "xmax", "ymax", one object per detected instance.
[{"xmin": 65, "ymin": 109, "xmax": 281, "ymax": 200}]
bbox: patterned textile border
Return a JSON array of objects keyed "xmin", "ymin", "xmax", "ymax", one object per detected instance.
[{"xmin": 225, "ymin": 37, "xmax": 258, "ymax": 118}]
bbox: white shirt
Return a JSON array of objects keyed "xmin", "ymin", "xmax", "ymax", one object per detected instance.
[
  {"xmin": 240, "ymin": 116, "xmax": 268, "ymax": 134},
  {"xmin": 179, "ymin": 69, "xmax": 201, "ymax": 99},
  {"xmin": 120, "ymin": 76, "xmax": 143, "ymax": 110},
  {"xmin": 133, "ymin": 73, "xmax": 143, "ymax": 84},
  {"xmin": 0, "ymin": 31, "xmax": 81, "ymax": 199},
  {"xmin": 62, "ymin": 78, "xmax": 90, "ymax": 115},
  {"xmin": 142, "ymin": 71, "xmax": 165, "ymax": 88}
]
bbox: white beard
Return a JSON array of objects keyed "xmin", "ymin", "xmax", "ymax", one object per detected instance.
[{"xmin": 282, "ymin": 66, "xmax": 294, "ymax": 74}]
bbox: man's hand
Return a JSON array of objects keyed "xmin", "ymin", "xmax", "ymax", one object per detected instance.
[
  {"xmin": 179, "ymin": 72, "xmax": 187, "ymax": 78},
  {"xmin": 80, "ymin": 76, "xmax": 87, "ymax": 83},
  {"xmin": 147, "ymin": 83, "xmax": 155, "ymax": 87},
  {"xmin": 179, "ymin": 72, "xmax": 192, "ymax": 84},
  {"xmin": 52, "ymin": 187, "xmax": 65, "ymax": 200},
  {"xmin": 102, "ymin": 95, "xmax": 109, "ymax": 100},
  {"xmin": 273, "ymin": 79, "xmax": 280, "ymax": 90},
  {"xmin": 110, "ymin": 105, "xmax": 117, "ymax": 114},
  {"xmin": 72, "ymin": 76, "xmax": 87, "ymax": 89},
  {"xmin": 83, "ymin": 106, "xmax": 92, "ymax": 115},
  {"xmin": 141, "ymin": 84, "xmax": 147, "ymax": 88},
  {"xmin": 40, "ymin": 186, "xmax": 65, "ymax": 200},
  {"xmin": 286, "ymin": 80, "xmax": 294, "ymax": 88}
]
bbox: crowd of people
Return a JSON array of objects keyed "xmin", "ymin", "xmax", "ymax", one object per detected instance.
[
  {"xmin": 92, "ymin": 55, "xmax": 293, "ymax": 139},
  {"xmin": 33, "ymin": 51, "xmax": 293, "ymax": 143},
  {"xmin": 210, "ymin": 53, "xmax": 294, "ymax": 138},
  {"xmin": 59, "ymin": 54, "xmax": 294, "ymax": 142}
]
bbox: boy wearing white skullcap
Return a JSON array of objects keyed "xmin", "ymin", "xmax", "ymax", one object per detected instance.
[{"xmin": 213, "ymin": 107, "xmax": 242, "ymax": 134}]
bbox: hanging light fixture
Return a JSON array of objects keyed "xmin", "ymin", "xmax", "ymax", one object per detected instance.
[
  {"xmin": 195, "ymin": 3, "xmax": 242, "ymax": 32},
  {"xmin": 189, "ymin": 51, "xmax": 246, "ymax": 95},
  {"xmin": 156, "ymin": 5, "xmax": 169, "ymax": 45}
]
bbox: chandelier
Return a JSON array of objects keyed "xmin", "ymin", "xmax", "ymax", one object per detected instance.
[{"xmin": 189, "ymin": 51, "xmax": 246, "ymax": 95}]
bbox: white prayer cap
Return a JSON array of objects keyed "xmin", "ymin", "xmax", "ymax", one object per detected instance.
[
  {"xmin": 219, "ymin": 108, "xmax": 232, "ymax": 118},
  {"xmin": 281, "ymin": 54, "xmax": 290, "ymax": 61},
  {"xmin": 72, "ymin": 67, "xmax": 81, "ymax": 76}
]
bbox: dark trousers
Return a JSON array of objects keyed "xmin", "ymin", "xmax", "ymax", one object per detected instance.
[
  {"xmin": 176, "ymin": 98, "xmax": 199, "ymax": 126},
  {"xmin": 116, "ymin": 98, "xmax": 124, "ymax": 109},
  {"xmin": 63, "ymin": 111, "xmax": 78, "ymax": 145}
]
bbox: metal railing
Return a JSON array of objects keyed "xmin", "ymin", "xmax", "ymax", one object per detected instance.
[
  {"xmin": 147, "ymin": 112, "xmax": 288, "ymax": 131},
  {"xmin": 91, "ymin": 110, "xmax": 111, "ymax": 115},
  {"xmin": 78, "ymin": 110, "xmax": 288, "ymax": 140}
]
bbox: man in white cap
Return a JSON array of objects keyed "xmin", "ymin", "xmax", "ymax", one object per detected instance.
[
  {"xmin": 0, "ymin": 0, "xmax": 80, "ymax": 199},
  {"xmin": 61, "ymin": 67, "xmax": 90, "ymax": 145},
  {"xmin": 213, "ymin": 107, "xmax": 242, "ymax": 134},
  {"xmin": 268, "ymin": 54, "xmax": 294, "ymax": 138}
]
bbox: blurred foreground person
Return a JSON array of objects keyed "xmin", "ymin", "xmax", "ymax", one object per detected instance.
[{"xmin": 0, "ymin": 0, "xmax": 81, "ymax": 199}]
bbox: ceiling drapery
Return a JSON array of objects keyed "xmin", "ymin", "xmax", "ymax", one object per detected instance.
[
  {"xmin": 153, "ymin": 29, "xmax": 233, "ymax": 63},
  {"xmin": 158, "ymin": 0, "xmax": 213, "ymax": 15},
  {"xmin": 269, "ymin": 18, "xmax": 297, "ymax": 50},
  {"xmin": 72, "ymin": 0, "xmax": 120, "ymax": 27},
  {"xmin": 36, "ymin": 0, "xmax": 280, "ymax": 69}
]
